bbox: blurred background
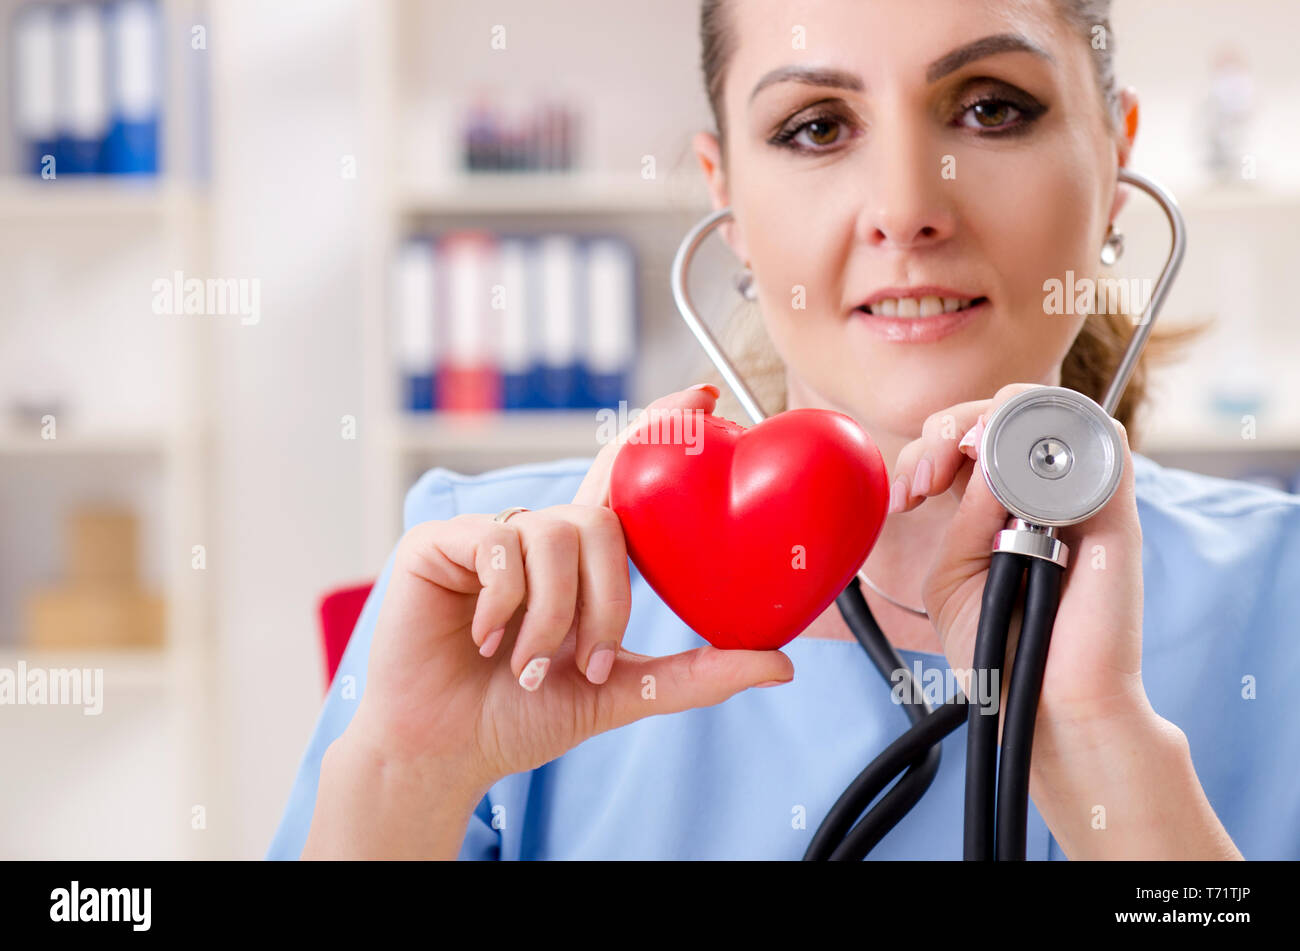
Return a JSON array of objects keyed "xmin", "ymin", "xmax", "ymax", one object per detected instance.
[{"xmin": 0, "ymin": 0, "xmax": 1297, "ymax": 859}]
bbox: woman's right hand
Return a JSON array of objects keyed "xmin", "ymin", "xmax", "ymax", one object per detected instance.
[{"xmin": 341, "ymin": 384, "xmax": 796, "ymax": 807}]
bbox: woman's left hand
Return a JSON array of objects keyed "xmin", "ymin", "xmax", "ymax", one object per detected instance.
[
  {"xmin": 891, "ymin": 382, "xmax": 1150, "ymax": 732},
  {"xmin": 891, "ymin": 384, "xmax": 1243, "ymax": 859}
]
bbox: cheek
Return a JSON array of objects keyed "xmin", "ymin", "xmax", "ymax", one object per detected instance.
[
  {"xmin": 742, "ymin": 194, "xmax": 848, "ymax": 331},
  {"xmin": 963, "ymin": 150, "xmax": 1105, "ymax": 322}
]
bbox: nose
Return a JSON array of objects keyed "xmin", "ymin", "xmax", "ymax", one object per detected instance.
[{"xmin": 855, "ymin": 129, "xmax": 957, "ymax": 250}]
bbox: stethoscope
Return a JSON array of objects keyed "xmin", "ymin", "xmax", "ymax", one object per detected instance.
[{"xmin": 669, "ymin": 168, "xmax": 1187, "ymax": 860}]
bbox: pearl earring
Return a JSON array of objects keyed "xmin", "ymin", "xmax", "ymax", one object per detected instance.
[
  {"xmin": 1100, "ymin": 226, "xmax": 1125, "ymax": 266},
  {"xmin": 733, "ymin": 264, "xmax": 758, "ymax": 301}
]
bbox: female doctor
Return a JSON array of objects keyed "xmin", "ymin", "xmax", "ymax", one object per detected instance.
[{"xmin": 270, "ymin": 0, "xmax": 1300, "ymax": 860}]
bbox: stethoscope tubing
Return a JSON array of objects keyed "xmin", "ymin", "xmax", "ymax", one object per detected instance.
[
  {"xmin": 803, "ymin": 583, "xmax": 941, "ymax": 860},
  {"xmin": 806, "ymin": 549, "xmax": 1065, "ymax": 862},
  {"xmin": 964, "ymin": 550, "xmax": 1028, "ymax": 860},
  {"xmin": 995, "ymin": 555, "xmax": 1065, "ymax": 860}
]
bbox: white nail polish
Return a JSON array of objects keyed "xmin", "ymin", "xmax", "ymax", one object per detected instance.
[{"xmin": 519, "ymin": 656, "xmax": 551, "ymax": 692}]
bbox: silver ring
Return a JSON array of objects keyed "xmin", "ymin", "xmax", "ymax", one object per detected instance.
[{"xmin": 492, "ymin": 506, "xmax": 530, "ymax": 524}]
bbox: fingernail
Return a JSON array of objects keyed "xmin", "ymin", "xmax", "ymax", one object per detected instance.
[
  {"xmin": 519, "ymin": 656, "xmax": 551, "ymax": 691},
  {"xmin": 479, "ymin": 628, "xmax": 505, "ymax": 658},
  {"xmin": 756, "ymin": 679, "xmax": 791, "ymax": 688},
  {"xmin": 888, "ymin": 476, "xmax": 908, "ymax": 514},
  {"xmin": 585, "ymin": 644, "xmax": 616, "ymax": 685},
  {"xmin": 912, "ymin": 456, "xmax": 933, "ymax": 497},
  {"xmin": 689, "ymin": 382, "xmax": 720, "ymax": 398},
  {"xmin": 958, "ymin": 414, "xmax": 986, "ymax": 458}
]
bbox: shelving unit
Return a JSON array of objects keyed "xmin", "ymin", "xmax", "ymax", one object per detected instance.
[
  {"xmin": 0, "ymin": 646, "xmax": 172, "ymax": 691},
  {"xmin": 355, "ymin": 0, "xmax": 716, "ymax": 566},
  {"xmin": 0, "ymin": 0, "xmax": 215, "ymax": 859},
  {"xmin": 0, "ymin": 176, "xmax": 207, "ymax": 220}
]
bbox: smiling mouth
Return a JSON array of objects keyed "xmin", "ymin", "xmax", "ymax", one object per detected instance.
[{"xmin": 856, "ymin": 295, "xmax": 988, "ymax": 317}]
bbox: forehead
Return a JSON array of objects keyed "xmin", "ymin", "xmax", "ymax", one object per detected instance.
[{"xmin": 725, "ymin": 0, "xmax": 1082, "ymax": 99}]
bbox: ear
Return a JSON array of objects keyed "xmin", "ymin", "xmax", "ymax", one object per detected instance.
[
  {"xmin": 1108, "ymin": 86, "xmax": 1140, "ymax": 223},
  {"xmin": 692, "ymin": 130, "xmax": 749, "ymax": 263}
]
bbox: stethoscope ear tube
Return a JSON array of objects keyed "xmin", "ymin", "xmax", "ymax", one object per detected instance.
[
  {"xmin": 963, "ymin": 550, "xmax": 1029, "ymax": 861},
  {"xmin": 995, "ymin": 556, "xmax": 1066, "ymax": 860},
  {"xmin": 803, "ymin": 582, "xmax": 943, "ymax": 861}
]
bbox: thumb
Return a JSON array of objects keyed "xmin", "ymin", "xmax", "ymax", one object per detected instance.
[
  {"xmin": 573, "ymin": 383, "xmax": 721, "ymax": 507},
  {"xmin": 922, "ymin": 429, "xmax": 1011, "ymax": 630},
  {"xmin": 593, "ymin": 645, "xmax": 795, "ymax": 733}
]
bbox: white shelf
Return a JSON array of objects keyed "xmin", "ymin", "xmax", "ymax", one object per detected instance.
[
  {"xmin": 1177, "ymin": 184, "xmax": 1300, "ymax": 214},
  {"xmin": 0, "ymin": 426, "xmax": 178, "ymax": 458},
  {"xmin": 385, "ymin": 411, "xmax": 603, "ymax": 456},
  {"xmin": 0, "ymin": 646, "xmax": 171, "ymax": 691},
  {"xmin": 1141, "ymin": 428, "xmax": 1300, "ymax": 453},
  {"xmin": 0, "ymin": 177, "xmax": 207, "ymax": 221},
  {"xmin": 399, "ymin": 173, "xmax": 709, "ymax": 217}
]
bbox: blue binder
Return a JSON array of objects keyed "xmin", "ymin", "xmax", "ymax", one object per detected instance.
[{"xmin": 103, "ymin": 0, "xmax": 162, "ymax": 175}]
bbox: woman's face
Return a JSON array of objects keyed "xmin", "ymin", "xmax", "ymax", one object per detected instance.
[{"xmin": 698, "ymin": 0, "xmax": 1132, "ymax": 436}]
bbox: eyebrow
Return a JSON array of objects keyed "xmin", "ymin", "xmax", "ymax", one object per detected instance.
[
  {"xmin": 748, "ymin": 33, "xmax": 1054, "ymax": 102},
  {"xmin": 925, "ymin": 32, "xmax": 1054, "ymax": 82}
]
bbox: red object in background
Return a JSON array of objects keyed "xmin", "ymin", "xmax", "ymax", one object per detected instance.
[
  {"xmin": 317, "ymin": 582, "xmax": 374, "ymax": 690},
  {"xmin": 609, "ymin": 409, "xmax": 890, "ymax": 652},
  {"xmin": 436, "ymin": 365, "xmax": 502, "ymax": 411}
]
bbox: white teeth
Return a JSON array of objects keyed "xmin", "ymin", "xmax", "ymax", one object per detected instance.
[{"xmin": 865, "ymin": 296, "xmax": 978, "ymax": 316}]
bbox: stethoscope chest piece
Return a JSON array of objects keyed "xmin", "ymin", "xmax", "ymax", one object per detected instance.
[{"xmin": 979, "ymin": 385, "xmax": 1124, "ymax": 528}]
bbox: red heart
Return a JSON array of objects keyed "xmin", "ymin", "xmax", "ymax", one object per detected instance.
[{"xmin": 609, "ymin": 408, "xmax": 889, "ymax": 651}]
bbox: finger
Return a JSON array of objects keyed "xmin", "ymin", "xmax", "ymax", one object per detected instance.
[
  {"xmin": 591, "ymin": 645, "xmax": 796, "ymax": 734},
  {"xmin": 552, "ymin": 503, "xmax": 633, "ymax": 685},
  {"xmin": 469, "ymin": 518, "xmax": 527, "ymax": 656},
  {"xmin": 389, "ymin": 514, "xmax": 529, "ymax": 659},
  {"xmin": 919, "ymin": 389, "xmax": 1051, "ymax": 633},
  {"xmin": 508, "ymin": 513, "xmax": 581, "ymax": 688},
  {"xmin": 572, "ymin": 383, "xmax": 721, "ymax": 507},
  {"xmin": 891, "ymin": 383, "xmax": 1043, "ymax": 515},
  {"xmin": 890, "ymin": 400, "xmax": 988, "ymax": 514}
]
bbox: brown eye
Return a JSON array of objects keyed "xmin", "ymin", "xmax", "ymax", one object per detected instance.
[
  {"xmin": 804, "ymin": 119, "xmax": 841, "ymax": 145},
  {"xmin": 960, "ymin": 98, "xmax": 1023, "ymax": 131},
  {"xmin": 769, "ymin": 109, "xmax": 856, "ymax": 153}
]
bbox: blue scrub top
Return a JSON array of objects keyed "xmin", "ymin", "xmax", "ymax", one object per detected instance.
[{"xmin": 267, "ymin": 451, "xmax": 1300, "ymax": 860}]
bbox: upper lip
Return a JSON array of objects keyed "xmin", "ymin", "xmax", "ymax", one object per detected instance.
[{"xmin": 855, "ymin": 286, "xmax": 985, "ymax": 309}]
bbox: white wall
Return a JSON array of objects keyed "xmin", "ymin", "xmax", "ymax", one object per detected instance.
[{"xmin": 208, "ymin": 0, "xmax": 370, "ymax": 857}]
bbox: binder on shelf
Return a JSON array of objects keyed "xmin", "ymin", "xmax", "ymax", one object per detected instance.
[
  {"xmin": 580, "ymin": 236, "xmax": 637, "ymax": 409},
  {"xmin": 103, "ymin": 0, "xmax": 161, "ymax": 175},
  {"xmin": 437, "ymin": 231, "xmax": 502, "ymax": 412},
  {"xmin": 392, "ymin": 228, "xmax": 640, "ymax": 417},
  {"xmin": 55, "ymin": 2, "xmax": 111, "ymax": 174},
  {"xmin": 12, "ymin": 3, "xmax": 60, "ymax": 175},
  {"xmin": 393, "ymin": 238, "xmax": 438, "ymax": 412},
  {"xmin": 536, "ymin": 234, "xmax": 582, "ymax": 409},
  {"xmin": 497, "ymin": 236, "xmax": 541, "ymax": 409}
]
